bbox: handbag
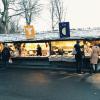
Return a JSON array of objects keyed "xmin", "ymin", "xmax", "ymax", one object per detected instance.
[
  {"xmin": 72, "ymin": 48, "xmax": 77, "ymax": 55},
  {"xmin": 9, "ymin": 58, "xmax": 13, "ymax": 63}
]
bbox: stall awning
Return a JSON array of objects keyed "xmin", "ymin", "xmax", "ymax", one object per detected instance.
[{"xmin": 0, "ymin": 29, "xmax": 100, "ymax": 43}]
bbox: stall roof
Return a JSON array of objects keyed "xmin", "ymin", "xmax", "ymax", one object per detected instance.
[{"xmin": 0, "ymin": 29, "xmax": 100, "ymax": 43}]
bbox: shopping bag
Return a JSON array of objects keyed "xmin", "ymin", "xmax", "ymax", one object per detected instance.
[
  {"xmin": 9, "ymin": 58, "xmax": 13, "ymax": 63},
  {"xmin": 72, "ymin": 48, "xmax": 77, "ymax": 55}
]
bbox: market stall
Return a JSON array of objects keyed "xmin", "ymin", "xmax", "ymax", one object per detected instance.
[
  {"xmin": 0, "ymin": 30, "xmax": 100, "ymax": 68},
  {"xmin": 49, "ymin": 40, "xmax": 100, "ymax": 62}
]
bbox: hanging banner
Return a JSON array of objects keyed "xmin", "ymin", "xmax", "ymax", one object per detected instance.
[
  {"xmin": 24, "ymin": 25, "xmax": 35, "ymax": 39},
  {"xmin": 59, "ymin": 22, "xmax": 70, "ymax": 38}
]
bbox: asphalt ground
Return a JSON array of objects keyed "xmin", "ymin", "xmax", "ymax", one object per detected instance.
[{"xmin": 0, "ymin": 68, "xmax": 100, "ymax": 100}]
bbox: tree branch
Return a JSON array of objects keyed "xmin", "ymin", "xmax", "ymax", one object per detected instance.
[{"xmin": 8, "ymin": 8, "xmax": 22, "ymax": 12}]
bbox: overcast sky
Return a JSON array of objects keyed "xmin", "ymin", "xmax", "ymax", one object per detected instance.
[
  {"xmin": 0, "ymin": 0, "xmax": 100, "ymax": 32},
  {"xmin": 35, "ymin": 0, "xmax": 100, "ymax": 31}
]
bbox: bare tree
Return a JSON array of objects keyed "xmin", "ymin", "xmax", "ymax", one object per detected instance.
[
  {"xmin": 1, "ymin": 0, "xmax": 9, "ymax": 34},
  {"xmin": 9, "ymin": 17, "xmax": 22, "ymax": 34},
  {"xmin": 49, "ymin": 0, "xmax": 55, "ymax": 31},
  {"xmin": 49, "ymin": 0, "xmax": 67, "ymax": 31},
  {"xmin": 0, "ymin": 0, "xmax": 18, "ymax": 34},
  {"xmin": 18, "ymin": 0, "xmax": 42, "ymax": 25},
  {"xmin": 0, "ymin": 17, "xmax": 5, "ymax": 34},
  {"xmin": 0, "ymin": 0, "xmax": 42, "ymax": 34}
]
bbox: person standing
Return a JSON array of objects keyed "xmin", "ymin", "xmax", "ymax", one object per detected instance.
[
  {"xmin": 1, "ymin": 44, "xmax": 11, "ymax": 69},
  {"xmin": 74, "ymin": 40, "xmax": 83, "ymax": 73},
  {"xmin": 90, "ymin": 44, "xmax": 100, "ymax": 73},
  {"xmin": 36, "ymin": 44, "xmax": 42, "ymax": 56}
]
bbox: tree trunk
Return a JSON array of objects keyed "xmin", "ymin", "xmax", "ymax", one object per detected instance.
[{"xmin": 2, "ymin": 0, "xmax": 9, "ymax": 34}]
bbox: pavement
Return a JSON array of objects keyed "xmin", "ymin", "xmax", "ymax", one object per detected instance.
[
  {"xmin": 0, "ymin": 68, "xmax": 100, "ymax": 100},
  {"xmin": 0, "ymin": 62, "xmax": 91, "ymax": 72}
]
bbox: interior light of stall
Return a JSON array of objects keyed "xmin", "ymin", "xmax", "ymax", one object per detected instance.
[{"xmin": 29, "ymin": 50, "xmax": 33, "ymax": 55}]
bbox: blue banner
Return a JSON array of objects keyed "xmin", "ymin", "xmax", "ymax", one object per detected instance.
[{"xmin": 59, "ymin": 22, "xmax": 70, "ymax": 38}]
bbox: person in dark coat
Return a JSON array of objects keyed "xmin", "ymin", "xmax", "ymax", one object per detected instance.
[
  {"xmin": 74, "ymin": 40, "xmax": 83, "ymax": 73},
  {"xmin": 36, "ymin": 44, "xmax": 42, "ymax": 56},
  {"xmin": 1, "ymin": 44, "xmax": 11, "ymax": 68}
]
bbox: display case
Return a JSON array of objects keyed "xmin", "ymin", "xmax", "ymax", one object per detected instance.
[
  {"xmin": 1, "ymin": 39, "xmax": 100, "ymax": 60},
  {"xmin": 49, "ymin": 40, "xmax": 83, "ymax": 61},
  {"xmin": 49, "ymin": 40, "xmax": 100, "ymax": 62},
  {"xmin": 0, "ymin": 43, "xmax": 3, "ymax": 53},
  {"xmin": 5, "ymin": 42, "xmax": 50, "ymax": 57}
]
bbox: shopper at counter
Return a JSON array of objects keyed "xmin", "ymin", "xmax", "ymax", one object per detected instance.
[
  {"xmin": 74, "ymin": 40, "xmax": 83, "ymax": 73},
  {"xmin": 90, "ymin": 44, "xmax": 100, "ymax": 73},
  {"xmin": 1, "ymin": 44, "xmax": 11, "ymax": 68},
  {"xmin": 37, "ymin": 44, "xmax": 42, "ymax": 56}
]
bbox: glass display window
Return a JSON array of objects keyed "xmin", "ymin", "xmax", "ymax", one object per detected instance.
[
  {"xmin": 20, "ymin": 42, "xmax": 50, "ymax": 57},
  {"xmin": 51, "ymin": 40, "xmax": 83, "ymax": 56},
  {"xmin": 0, "ymin": 43, "xmax": 3, "ymax": 52}
]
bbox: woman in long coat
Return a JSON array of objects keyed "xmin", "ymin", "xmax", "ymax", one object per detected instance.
[{"xmin": 90, "ymin": 44, "xmax": 100, "ymax": 73}]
